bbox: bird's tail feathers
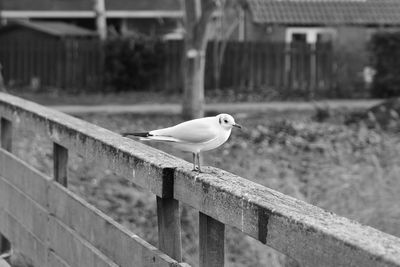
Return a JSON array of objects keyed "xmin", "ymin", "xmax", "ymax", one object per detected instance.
[
  {"xmin": 121, "ymin": 132, "xmax": 179, "ymax": 142},
  {"xmin": 121, "ymin": 132, "xmax": 151, "ymax": 138}
]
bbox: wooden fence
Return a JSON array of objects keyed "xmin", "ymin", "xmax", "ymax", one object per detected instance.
[
  {"xmin": 160, "ymin": 41, "xmax": 334, "ymax": 96},
  {"xmin": 1, "ymin": 93, "xmax": 400, "ymax": 267},
  {"xmin": 0, "ymin": 39, "xmax": 333, "ymax": 95},
  {"xmin": 206, "ymin": 41, "xmax": 333, "ymax": 93},
  {"xmin": 0, "ymin": 38, "xmax": 103, "ymax": 91}
]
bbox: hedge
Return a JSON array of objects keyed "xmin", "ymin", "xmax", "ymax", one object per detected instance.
[
  {"xmin": 103, "ymin": 35, "xmax": 166, "ymax": 92},
  {"xmin": 370, "ymin": 32, "xmax": 400, "ymax": 98}
]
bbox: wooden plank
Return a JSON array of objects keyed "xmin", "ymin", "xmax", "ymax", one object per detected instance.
[
  {"xmin": 248, "ymin": 42, "xmax": 255, "ymax": 89},
  {"xmin": 0, "ymin": 176, "xmax": 48, "ymax": 243},
  {"xmin": 48, "ymin": 216, "xmax": 118, "ymax": 267},
  {"xmin": 53, "ymin": 142, "xmax": 68, "ymax": 187},
  {"xmin": 0, "ymin": 118, "xmax": 11, "ymax": 254},
  {"xmin": 309, "ymin": 43, "xmax": 317, "ymax": 98},
  {"xmin": 48, "ymin": 251, "xmax": 72, "ymax": 267},
  {"xmin": 10, "ymin": 40, "xmax": 16, "ymax": 84},
  {"xmin": 0, "ymin": 209, "xmax": 47, "ymax": 267},
  {"xmin": 231, "ymin": 42, "xmax": 239, "ymax": 88},
  {"xmin": 274, "ymin": 44, "xmax": 283, "ymax": 88},
  {"xmin": 255, "ymin": 43, "xmax": 263, "ymax": 86},
  {"xmin": 156, "ymin": 197, "xmax": 182, "ymax": 261},
  {"xmin": 48, "ymin": 40, "xmax": 56, "ymax": 86},
  {"xmin": 0, "ymin": 148, "xmax": 50, "ymax": 208},
  {"xmin": 1, "ymin": 118, "xmax": 11, "ymax": 152},
  {"xmin": 48, "ymin": 182, "xmax": 188, "ymax": 267},
  {"xmin": 267, "ymin": 43, "xmax": 275, "ymax": 87},
  {"xmin": 0, "ymin": 93, "xmax": 179, "ymax": 198},
  {"xmin": 199, "ymin": 212, "xmax": 224, "ymax": 267}
]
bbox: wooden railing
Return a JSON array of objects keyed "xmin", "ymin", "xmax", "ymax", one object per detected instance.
[{"xmin": 0, "ymin": 92, "xmax": 400, "ymax": 267}]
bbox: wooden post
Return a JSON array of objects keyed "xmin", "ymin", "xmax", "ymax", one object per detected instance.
[
  {"xmin": 199, "ymin": 212, "xmax": 224, "ymax": 267},
  {"xmin": 0, "ymin": 118, "xmax": 11, "ymax": 152},
  {"xmin": 0, "ymin": 63, "xmax": 6, "ymax": 92},
  {"xmin": 53, "ymin": 142, "xmax": 68, "ymax": 187},
  {"xmin": 156, "ymin": 197, "xmax": 182, "ymax": 261},
  {"xmin": 283, "ymin": 42, "xmax": 291, "ymax": 92},
  {"xmin": 0, "ymin": 118, "xmax": 11, "ymax": 254},
  {"xmin": 309, "ymin": 42, "xmax": 317, "ymax": 99}
]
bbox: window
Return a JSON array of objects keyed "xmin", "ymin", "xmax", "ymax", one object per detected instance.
[
  {"xmin": 286, "ymin": 27, "xmax": 336, "ymax": 44},
  {"xmin": 292, "ymin": 33, "xmax": 307, "ymax": 43}
]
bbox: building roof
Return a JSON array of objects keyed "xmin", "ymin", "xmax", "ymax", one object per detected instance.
[
  {"xmin": 1, "ymin": 0, "xmax": 182, "ymax": 19},
  {"xmin": 0, "ymin": 21, "xmax": 97, "ymax": 37},
  {"xmin": 246, "ymin": 0, "xmax": 400, "ymax": 26},
  {"xmin": 1, "ymin": 0, "xmax": 181, "ymax": 12}
]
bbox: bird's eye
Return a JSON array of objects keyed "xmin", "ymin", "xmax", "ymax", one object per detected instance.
[{"xmin": 224, "ymin": 119, "xmax": 228, "ymax": 123}]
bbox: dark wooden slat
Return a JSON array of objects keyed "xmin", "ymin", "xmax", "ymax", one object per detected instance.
[
  {"xmin": 0, "ymin": 118, "xmax": 11, "ymax": 254},
  {"xmin": 53, "ymin": 142, "xmax": 68, "ymax": 187},
  {"xmin": 1, "ymin": 118, "xmax": 11, "ymax": 152},
  {"xmin": 48, "ymin": 182, "xmax": 187, "ymax": 267},
  {"xmin": 309, "ymin": 43, "xmax": 317, "ymax": 97},
  {"xmin": 157, "ymin": 197, "xmax": 182, "ymax": 261},
  {"xmin": 199, "ymin": 212, "xmax": 225, "ymax": 267}
]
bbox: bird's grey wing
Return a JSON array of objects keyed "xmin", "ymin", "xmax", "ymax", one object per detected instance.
[{"xmin": 150, "ymin": 119, "xmax": 218, "ymax": 144}]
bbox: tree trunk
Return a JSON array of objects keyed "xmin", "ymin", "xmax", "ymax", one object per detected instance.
[
  {"xmin": 94, "ymin": 0, "xmax": 107, "ymax": 40},
  {"xmin": 183, "ymin": 50, "xmax": 206, "ymax": 119},
  {"xmin": 182, "ymin": 0, "xmax": 219, "ymax": 120}
]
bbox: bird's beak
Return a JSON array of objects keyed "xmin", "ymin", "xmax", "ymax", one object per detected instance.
[{"xmin": 233, "ymin": 123, "xmax": 242, "ymax": 129}]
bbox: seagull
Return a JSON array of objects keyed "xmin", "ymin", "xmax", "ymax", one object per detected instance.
[{"xmin": 122, "ymin": 113, "xmax": 242, "ymax": 172}]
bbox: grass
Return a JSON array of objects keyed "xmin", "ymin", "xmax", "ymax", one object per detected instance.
[
  {"xmin": 10, "ymin": 108, "xmax": 400, "ymax": 267},
  {"xmin": 5, "ymin": 87, "xmax": 291, "ymax": 106}
]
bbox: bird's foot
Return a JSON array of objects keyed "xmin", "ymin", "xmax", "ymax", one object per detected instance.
[{"xmin": 192, "ymin": 167, "xmax": 202, "ymax": 173}]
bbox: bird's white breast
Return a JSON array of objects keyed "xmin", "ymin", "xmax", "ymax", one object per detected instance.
[
  {"xmin": 200, "ymin": 128, "xmax": 231, "ymax": 152},
  {"xmin": 172, "ymin": 128, "xmax": 231, "ymax": 153}
]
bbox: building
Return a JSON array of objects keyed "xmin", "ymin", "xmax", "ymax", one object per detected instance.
[
  {"xmin": 0, "ymin": 0, "xmax": 183, "ymax": 38},
  {"xmin": 243, "ymin": 0, "xmax": 400, "ymax": 47},
  {"xmin": 0, "ymin": 20, "xmax": 101, "ymax": 90}
]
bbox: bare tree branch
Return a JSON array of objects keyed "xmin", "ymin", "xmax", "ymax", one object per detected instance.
[{"xmin": 194, "ymin": 0, "xmax": 220, "ymax": 51}]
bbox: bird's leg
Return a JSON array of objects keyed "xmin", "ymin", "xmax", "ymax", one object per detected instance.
[
  {"xmin": 192, "ymin": 153, "xmax": 197, "ymax": 171},
  {"xmin": 197, "ymin": 153, "xmax": 202, "ymax": 173}
]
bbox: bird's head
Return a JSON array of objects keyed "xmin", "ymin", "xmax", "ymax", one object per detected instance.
[{"xmin": 217, "ymin": 114, "xmax": 242, "ymax": 130}]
